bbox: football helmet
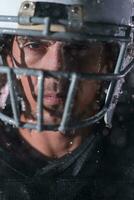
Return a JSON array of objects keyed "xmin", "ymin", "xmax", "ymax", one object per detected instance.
[{"xmin": 0, "ymin": 0, "xmax": 133, "ymax": 134}]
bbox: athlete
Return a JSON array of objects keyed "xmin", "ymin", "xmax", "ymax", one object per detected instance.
[{"xmin": 0, "ymin": 0, "xmax": 133, "ymax": 199}]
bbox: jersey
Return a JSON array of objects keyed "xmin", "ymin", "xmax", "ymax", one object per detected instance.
[{"xmin": 0, "ymin": 110, "xmax": 133, "ymax": 200}]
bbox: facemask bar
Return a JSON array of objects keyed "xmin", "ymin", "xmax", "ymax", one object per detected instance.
[
  {"xmin": 0, "ymin": 13, "xmax": 132, "ymax": 41},
  {"xmin": 104, "ymin": 42, "xmax": 128, "ymax": 128},
  {"xmin": 58, "ymin": 73, "xmax": 78, "ymax": 133}
]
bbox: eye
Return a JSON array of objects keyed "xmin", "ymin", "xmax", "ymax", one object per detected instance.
[
  {"xmin": 23, "ymin": 42, "xmax": 44, "ymax": 49},
  {"xmin": 22, "ymin": 41, "xmax": 51, "ymax": 56},
  {"xmin": 63, "ymin": 43, "xmax": 91, "ymax": 57}
]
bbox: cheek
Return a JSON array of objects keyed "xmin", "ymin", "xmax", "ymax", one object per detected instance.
[
  {"xmin": 12, "ymin": 42, "xmax": 44, "ymax": 68},
  {"xmin": 80, "ymin": 81, "xmax": 98, "ymax": 101},
  {"xmin": 74, "ymin": 80, "xmax": 98, "ymax": 114},
  {"xmin": 24, "ymin": 53, "xmax": 44, "ymax": 67},
  {"xmin": 19, "ymin": 76, "xmax": 38, "ymax": 102}
]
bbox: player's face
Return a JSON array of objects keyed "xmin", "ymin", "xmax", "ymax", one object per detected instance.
[{"xmin": 7, "ymin": 36, "xmax": 106, "ymax": 125}]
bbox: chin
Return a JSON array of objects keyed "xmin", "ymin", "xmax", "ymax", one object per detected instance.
[{"xmin": 43, "ymin": 111, "xmax": 62, "ymax": 125}]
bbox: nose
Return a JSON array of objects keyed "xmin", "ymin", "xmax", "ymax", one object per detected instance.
[{"xmin": 42, "ymin": 41, "xmax": 64, "ymax": 71}]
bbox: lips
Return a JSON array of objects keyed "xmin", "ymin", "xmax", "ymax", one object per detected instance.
[{"xmin": 44, "ymin": 93, "xmax": 65, "ymax": 105}]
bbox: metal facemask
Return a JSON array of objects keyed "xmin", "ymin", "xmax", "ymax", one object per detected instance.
[{"xmin": 0, "ymin": 0, "xmax": 133, "ymax": 134}]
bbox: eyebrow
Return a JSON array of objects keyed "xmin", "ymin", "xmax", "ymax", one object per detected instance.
[
  {"xmin": 16, "ymin": 36, "xmax": 56, "ymax": 45},
  {"xmin": 16, "ymin": 36, "xmax": 50, "ymax": 49},
  {"xmin": 16, "ymin": 36, "xmax": 104, "ymax": 49},
  {"xmin": 16, "ymin": 36, "xmax": 39, "ymax": 42}
]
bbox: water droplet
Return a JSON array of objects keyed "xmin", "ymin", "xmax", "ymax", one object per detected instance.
[
  {"xmin": 97, "ymin": 0, "xmax": 101, "ymax": 4},
  {"xmin": 70, "ymin": 141, "xmax": 73, "ymax": 145},
  {"xmin": 6, "ymin": 142, "xmax": 11, "ymax": 148}
]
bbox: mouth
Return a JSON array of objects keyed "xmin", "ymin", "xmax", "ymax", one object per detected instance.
[{"xmin": 44, "ymin": 93, "xmax": 65, "ymax": 106}]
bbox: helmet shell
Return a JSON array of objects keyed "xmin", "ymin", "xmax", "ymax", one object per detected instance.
[
  {"xmin": 42, "ymin": 0, "xmax": 134, "ymax": 25},
  {"xmin": 0, "ymin": 0, "xmax": 133, "ymax": 28}
]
